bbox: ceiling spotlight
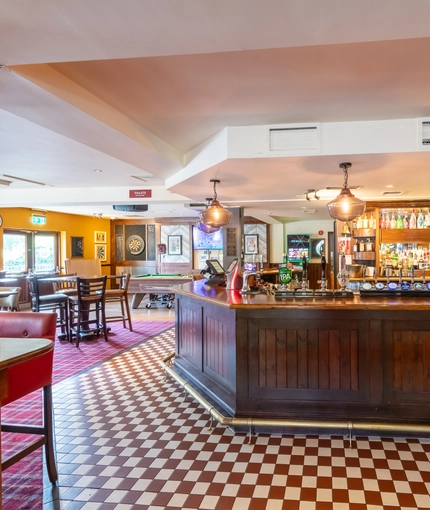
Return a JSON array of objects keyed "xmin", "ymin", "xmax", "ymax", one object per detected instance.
[
  {"xmin": 199, "ymin": 179, "xmax": 232, "ymax": 228},
  {"xmin": 306, "ymin": 193, "xmax": 310, "ymax": 201},
  {"xmin": 326, "ymin": 162, "xmax": 366, "ymax": 222},
  {"xmin": 93, "ymin": 213, "xmax": 103, "ymax": 219},
  {"xmin": 314, "ymin": 191, "xmax": 320, "ymax": 200}
]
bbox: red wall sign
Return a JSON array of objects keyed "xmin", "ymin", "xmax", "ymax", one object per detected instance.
[{"xmin": 129, "ymin": 189, "xmax": 152, "ymax": 198}]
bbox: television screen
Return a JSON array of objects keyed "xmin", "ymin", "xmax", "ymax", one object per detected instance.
[
  {"xmin": 192, "ymin": 226, "xmax": 223, "ymax": 250},
  {"xmin": 287, "ymin": 234, "xmax": 310, "ymax": 262}
]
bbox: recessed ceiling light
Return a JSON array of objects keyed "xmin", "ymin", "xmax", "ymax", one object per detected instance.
[
  {"xmin": 385, "ymin": 184, "xmax": 394, "ymax": 188},
  {"xmin": 93, "ymin": 168, "xmax": 103, "ymax": 173}
]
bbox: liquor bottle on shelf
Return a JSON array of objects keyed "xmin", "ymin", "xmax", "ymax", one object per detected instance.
[
  {"xmin": 356, "ymin": 216, "xmax": 363, "ymax": 229},
  {"xmin": 396, "ymin": 212, "xmax": 403, "ymax": 229},
  {"xmin": 369, "ymin": 212, "xmax": 376, "ymax": 229},
  {"xmin": 390, "ymin": 212, "xmax": 396, "ymax": 229},
  {"xmin": 425, "ymin": 210, "xmax": 430, "ymax": 229},
  {"xmin": 379, "ymin": 214, "xmax": 385, "ymax": 229},
  {"xmin": 363, "ymin": 214, "xmax": 369, "ymax": 229},
  {"xmin": 403, "ymin": 213, "xmax": 409, "ymax": 229},
  {"xmin": 410, "ymin": 209, "xmax": 417, "ymax": 229},
  {"xmin": 418, "ymin": 209, "xmax": 424, "ymax": 229}
]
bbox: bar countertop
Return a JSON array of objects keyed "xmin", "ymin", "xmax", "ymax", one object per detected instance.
[{"xmin": 174, "ymin": 279, "xmax": 430, "ymax": 310}]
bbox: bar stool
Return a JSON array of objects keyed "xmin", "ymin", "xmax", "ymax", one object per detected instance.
[
  {"xmin": 0, "ymin": 311, "xmax": 58, "ymax": 484},
  {"xmin": 69, "ymin": 276, "xmax": 108, "ymax": 347},
  {"xmin": 104, "ymin": 273, "xmax": 133, "ymax": 331},
  {"xmin": 28, "ymin": 276, "xmax": 70, "ymax": 341}
]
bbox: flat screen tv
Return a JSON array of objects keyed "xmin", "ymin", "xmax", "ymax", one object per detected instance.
[
  {"xmin": 286, "ymin": 234, "xmax": 310, "ymax": 262},
  {"xmin": 192, "ymin": 226, "xmax": 223, "ymax": 250}
]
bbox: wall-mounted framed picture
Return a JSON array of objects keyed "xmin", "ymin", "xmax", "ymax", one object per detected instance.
[
  {"xmin": 95, "ymin": 244, "xmax": 107, "ymax": 262},
  {"xmin": 71, "ymin": 236, "xmax": 84, "ymax": 258},
  {"xmin": 311, "ymin": 238, "xmax": 325, "ymax": 259},
  {"xmin": 95, "ymin": 231, "xmax": 106, "ymax": 243},
  {"xmin": 244, "ymin": 234, "xmax": 258, "ymax": 255},
  {"xmin": 168, "ymin": 235, "xmax": 182, "ymax": 255}
]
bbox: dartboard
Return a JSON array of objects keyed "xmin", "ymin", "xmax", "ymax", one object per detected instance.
[{"xmin": 126, "ymin": 234, "xmax": 145, "ymax": 255}]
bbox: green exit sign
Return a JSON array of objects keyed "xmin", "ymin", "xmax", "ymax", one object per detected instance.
[{"xmin": 32, "ymin": 215, "xmax": 46, "ymax": 225}]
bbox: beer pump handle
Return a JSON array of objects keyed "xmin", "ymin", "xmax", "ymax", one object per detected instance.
[{"xmin": 321, "ymin": 255, "xmax": 326, "ymax": 279}]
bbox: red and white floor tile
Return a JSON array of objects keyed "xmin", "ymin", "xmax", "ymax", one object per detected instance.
[{"xmin": 44, "ymin": 329, "xmax": 430, "ymax": 509}]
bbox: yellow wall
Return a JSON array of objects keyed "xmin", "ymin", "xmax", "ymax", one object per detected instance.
[{"xmin": 0, "ymin": 208, "xmax": 111, "ymax": 271}]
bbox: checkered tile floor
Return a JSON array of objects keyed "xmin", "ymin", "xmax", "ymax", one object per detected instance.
[{"xmin": 43, "ymin": 329, "xmax": 430, "ymax": 510}]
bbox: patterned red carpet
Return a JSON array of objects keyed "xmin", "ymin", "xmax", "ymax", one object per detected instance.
[{"xmin": 1, "ymin": 320, "xmax": 174, "ymax": 510}]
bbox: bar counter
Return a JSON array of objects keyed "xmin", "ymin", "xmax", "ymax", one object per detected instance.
[{"xmin": 173, "ymin": 280, "xmax": 430, "ymax": 436}]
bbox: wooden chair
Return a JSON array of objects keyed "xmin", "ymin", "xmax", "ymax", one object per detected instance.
[
  {"xmin": 0, "ymin": 311, "xmax": 58, "ymax": 484},
  {"xmin": 69, "ymin": 276, "xmax": 108, "ymax": 347},
  {"xmin": 104, "ymin": 273, "xmax": 133, "ymax": 331},
  {"xmin": 52, "ymin": 273, "xmax": 78, "ymax": 297},
  {"xmin": 28, "ymin": 276, "xmax": 69, "ymax": 341}
]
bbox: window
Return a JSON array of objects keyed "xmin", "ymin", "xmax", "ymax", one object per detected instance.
[{"xmin": 3, "ymin": 230, "xmax": 59, "ymax": 273}]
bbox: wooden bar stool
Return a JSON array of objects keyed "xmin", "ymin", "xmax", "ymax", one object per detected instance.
[
  {"xmin": 105, "ymin": 273, "xmax": 133, "ymax": 331},
  {"xmin": 69, "ymin": 276, "xmax": 108, "ymax": 347}
]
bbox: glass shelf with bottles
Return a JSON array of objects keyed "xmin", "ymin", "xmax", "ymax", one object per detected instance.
[
  {"xmin": 379, "ymin": 242, "xmax": 430, "ymax": 277},
  {"xmin": 380, "ymin": 208, "xmax": 430, "ymax": 230}
]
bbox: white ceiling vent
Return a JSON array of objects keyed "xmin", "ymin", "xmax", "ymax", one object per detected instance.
[
  {"xmin": 266, "ymin": 124, "xmax": 321, "ymax": 155},
  {"xmin": 418, "ymin": 119, "xmax": 430, "ymax": 150},
  {"xmin": 380, "ymin": 190, "xmax": 404, "ymax": 196}
]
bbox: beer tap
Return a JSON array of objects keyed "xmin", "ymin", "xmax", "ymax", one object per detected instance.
[{"xmin": 315, "ymin": 255, "xmax": 333, "ymax": 296}]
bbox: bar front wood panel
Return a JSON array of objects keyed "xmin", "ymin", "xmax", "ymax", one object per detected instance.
[
  {"xmin": 249, "ymin": 320, "xmax": 361, "ymax": 395},
  {"xmin": 174, "ymin": 282, "xmax": 430, "ymax": 430},
  {"xmin": 176, "ymin": 297, "xmax": 203, "ymax": 370}
]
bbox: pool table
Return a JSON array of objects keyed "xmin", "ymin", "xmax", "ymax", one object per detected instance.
[{"xmin": 128, "ymin": 274, "xmax": 194, "ymax": 309}]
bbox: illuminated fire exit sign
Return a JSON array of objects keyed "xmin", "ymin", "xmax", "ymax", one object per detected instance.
[{"xmin": 32, "ymin": 214, "xmax": 46, "ymax": 225}]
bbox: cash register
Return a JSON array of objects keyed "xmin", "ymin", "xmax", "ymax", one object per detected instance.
[{"xmin": 200, "ymin": 259, "xmax": 226, "ymax": 286}]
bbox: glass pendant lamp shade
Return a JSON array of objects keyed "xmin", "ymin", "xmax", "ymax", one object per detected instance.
[
  {"xmin": 326, "ymin": 162, "xmax": 366, "ymax": 222},
  {"xmin": 197, "ymin": 222, "xmax": 220, "ymax": 234},
  {"xmin": 199, "ymin": 179, "xmax": 232, "ymax": 228}
]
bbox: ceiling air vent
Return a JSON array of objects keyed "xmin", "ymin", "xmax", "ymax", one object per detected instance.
[
  {"xmin": 380, "ymin": 191, "xmax": 404, "ymax": 196},
  {"xmin": 418, "ymin": 119, "xmax": 430, "ymax": 150},
  {"xmin": 266, "ymin": 124, "xmax": 321, "ymax": 155}
]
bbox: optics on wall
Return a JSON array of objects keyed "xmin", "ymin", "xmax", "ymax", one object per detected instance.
[
  {"xmin": 326, "ymin": 162, "xmax": 366, "ymax": 222},
  {"xmin": 199, "ymin": 179, "xmax": 232, "ymax": 228}
]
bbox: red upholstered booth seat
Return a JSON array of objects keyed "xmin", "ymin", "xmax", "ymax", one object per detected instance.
[{"xmin": 0, "ymin": 311, "xmax": 58, "ymax": 484}]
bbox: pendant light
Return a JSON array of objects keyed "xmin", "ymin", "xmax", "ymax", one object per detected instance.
[
  {"xmin": 199, "ymin": 179, "xmax": 232, "ymax": 228},
  {"xmin": 196, "ymin": 198, "xmax": 221, "ymax": 233},
  {"xmin": 326, "ymin": 162, "xmax": 366, "ymax": 222}
]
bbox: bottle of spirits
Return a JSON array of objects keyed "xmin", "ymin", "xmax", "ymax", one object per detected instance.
[
  {"xmin": 379, "ymin": 214, "xmax": 385, "ymax": 229},
  {"xmin": 410, "ymin": 210, "xmax": 417, "ymax": 229},
  {"xmin": 396, "ymin": 212, "xmax": 403, "ymax": 229},
  {"xmin": 390, "ymin": 212, "xmax": 396, "ymax": 230},
  {"xmin": 363, "ymin": 214, "xmax": 369, "ymax": 229},
  {"xmin": 403, "ymin": 214, "xmax": 409, "ymax": 229},
  {"xmin": 356, "ymin": 216, "xmax": 363, "ymax": 229},
  {"xmin": 385, "ymin": 213, "xmax": 390, "ymax": 229},
  {"xmin": 369, "ymin": 212, "xmax": 375, "ymax": 229},
  {"xmin": 418, "ymin": 209, "xmax": 424, "ymax": 229},
  {"xmin": 425, "ymin": 210, "xmax": 430, "ymax": 228}
]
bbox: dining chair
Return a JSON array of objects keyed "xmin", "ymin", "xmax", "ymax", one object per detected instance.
[
  {"xmin": 104, "ymin": 273, "xmax": 133, "ymax": 331},
  {"xmin": 0, "ymin": 286, "xmax": 21, "ymax": 311},
  {"xmin": 28, "ymin": 276, "xmax": 70, "ymax": 341},
  {"xmin": 69, "ymin": 276, "xmax": 108, "ymax": 347},
  {"xmin": 52, "ymin": 273, "xmax": 78, "ymax": 297},
  {"xmin": 0, "ymin": 311, "xmax": 58, "ymax": 484}
]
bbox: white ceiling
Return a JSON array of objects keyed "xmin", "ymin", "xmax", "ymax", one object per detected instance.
[{"xmin": 1, "ymin": 0, "xmax": 430, "ymax": 223}]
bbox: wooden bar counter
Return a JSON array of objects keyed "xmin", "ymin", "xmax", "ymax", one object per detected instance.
[{"xmin": 174, "ymin": 280, "xmax": 430, "ymax": 435}]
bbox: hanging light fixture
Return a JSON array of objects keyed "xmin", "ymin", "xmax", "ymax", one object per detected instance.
[
  {"xmin": 199, "ymin": 179, "xmax": 232, "ymax": 228},
  {"xmin": 326, "ymin": 162, "xmax": 366, "ymax": 221},
  {"xmin": 196, "ymin": 198, "xmax": 221, "ymax": 233}
]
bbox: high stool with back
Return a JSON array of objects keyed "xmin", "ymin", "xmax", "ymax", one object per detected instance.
[{"xmin": 0, "ymin": 311, "xmax": 58, "ymax": 484}]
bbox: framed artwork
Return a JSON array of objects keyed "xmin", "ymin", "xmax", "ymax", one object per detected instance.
[
  {"xmin": 168, "ymin": 235, "xmax": 182, "ymax": 255},
  {"xmin": 71, "ymin": 236, "xmax": 84, "ymax": 258},
  {"xmin": 311, "ymin": 238, "xmax": 325, "ymax": 259},
  {"xmin": 244, "ymin": 234, "xmax": 258, "ymax": 255},
  {"xmin": 95, "ymin": 231, "xmax": 106, "ymax": 243},
  {"xmin": 95, "ymin": 244, "xmax": 107, "ymax": 262}
]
